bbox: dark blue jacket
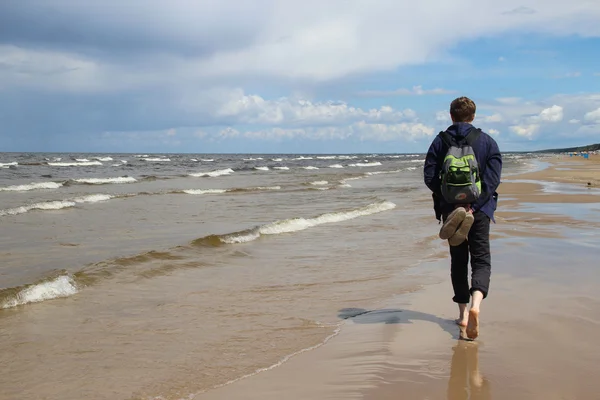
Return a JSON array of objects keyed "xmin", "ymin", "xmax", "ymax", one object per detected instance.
[{"xmin": 423, "ymin": 122, "xmax": 502, "ymax": 222}]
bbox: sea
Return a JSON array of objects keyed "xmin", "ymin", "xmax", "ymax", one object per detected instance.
[{"xmin": 0, "ymin": 151, "xmax": 540, "ymax": 400}]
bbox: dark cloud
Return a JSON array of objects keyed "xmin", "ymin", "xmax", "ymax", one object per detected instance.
[{"xmin": 0, "ymin": 1, "xmax": 269, "ymax": 59}]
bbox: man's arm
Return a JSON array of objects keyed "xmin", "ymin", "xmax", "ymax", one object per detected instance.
[
  {"xmin": 473, "ymin": 137, "xmax": 502, "ymax": 211},
  {"xmin": 423, "ymin": 136, "xmax": 443, "ymax": 197}
]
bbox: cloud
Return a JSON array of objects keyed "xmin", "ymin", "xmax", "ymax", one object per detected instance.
[
  {"xmin": 502, "ymin": 6, "xmax": 537, "ymax": 15},
  {"xmin": 537, "ymin": 105, "xmax": 564, "ymax": 122},
  {"xmin": 358, "ymin": 85, "xmax": 456, "ymax": 97},
  {"xmin": 569, "ymin": 119, "xmax": 581, "ymax": 124},
  {"xmin": 217, "ymin": 121, "xmax": 435, "ymax": 142},
  {"xmin": 2, "ymin": 0, "xmax": 600, "ymax": 86},
  {"xmin": 215, "ymin": 90, "xmax": 417, "ymax": 126},
  {"xmin": 584, "ymin": 108, "xmax": 600, "ymax": 124},
  {"xmin": 509, "ymin": 124, "xmax": 540, "ymax": 139},
  {"xmin": 488, "ymin": 129, "xmax": 500, "ymax": 135},
  {"xmin": 498, "ymin": 56, "xmax": 506, "ymax": 62}
]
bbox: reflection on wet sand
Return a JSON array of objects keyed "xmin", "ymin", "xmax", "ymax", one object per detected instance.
[{"xmin": 447, "ymin": 340, "xmax": 491, "ymax": 400}]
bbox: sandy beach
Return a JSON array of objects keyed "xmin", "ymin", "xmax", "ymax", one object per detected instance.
[{"xmin": 195, "ymin": 155, "xmax": 600, "ymax": 400}]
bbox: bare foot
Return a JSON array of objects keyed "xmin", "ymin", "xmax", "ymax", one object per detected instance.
[
  {"xmin": 466, "ymin": 309, "xmax": 480, "ymax": 339},
  {"xmin": 455, "ymin": 317, "xmax": 468, "ymax": 327}
]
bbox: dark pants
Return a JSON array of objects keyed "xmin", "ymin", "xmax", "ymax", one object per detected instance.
[{"xmin": 443, "ymin": 210, "xmax": 491, "ymax": 304}]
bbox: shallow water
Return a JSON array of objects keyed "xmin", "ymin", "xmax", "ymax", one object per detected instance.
[{"xmin": 0, "ymin": 151, "xmax": 535, "ymax": 400}]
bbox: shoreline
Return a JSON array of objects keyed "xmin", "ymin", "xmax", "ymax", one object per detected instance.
[{"xmin": 193, "ymin": 155, "xmax": 600, "ymax": 400}]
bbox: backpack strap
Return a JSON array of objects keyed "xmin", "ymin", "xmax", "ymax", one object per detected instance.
[{"xmin": 464, "ymin": 128, "xmax": 481, "ymax": 146}]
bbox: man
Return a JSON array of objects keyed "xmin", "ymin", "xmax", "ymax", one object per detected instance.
[{"xmin": 423, "ymin": 96, "xmax": 502, "ymax": 340}]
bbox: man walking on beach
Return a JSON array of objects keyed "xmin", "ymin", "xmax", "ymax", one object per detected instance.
[{"xmin": 423, "ymin": 96, "xmax": 502, "ymax": 339}]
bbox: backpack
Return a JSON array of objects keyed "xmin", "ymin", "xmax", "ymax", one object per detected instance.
[{"xmin": 438, "ymin": 128, "xmax": 482, "ymax": 204}]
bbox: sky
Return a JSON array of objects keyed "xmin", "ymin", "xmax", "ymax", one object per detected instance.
[{"xmin": 1, "ymin": 0, "xmax": 600, "ymax": 154}]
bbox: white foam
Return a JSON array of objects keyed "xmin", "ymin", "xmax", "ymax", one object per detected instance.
[
  {"xmin": 0, "ymin": 162, "xmax": 18, "ymax": 167},
  {"xmin": 142, "ymin": 157, "xmax": 170, "ymax": 162},
  {"xmin": 1, "ymin": 275, "xmax": 79, "ymax": 309},
  {"xmin": 221, "ymin": 201, "xmax": 396, "ymax": 244},
  {"xmin": 253, "ymin": 186, "xmax": 281, "ymax": 190},
  {"xmin": 274, "ymin": 166, "xmax": 289, "ymax": 170},
  {"xmin": 0, "ymin": 194, "xmax": 113, "ymax": 217},
  {"xmin": 73, "ymin": 177, "xmax": 137, "ymax": 184},
  {"xmin": 349, "ymin": 162, "xmax": 382, "ymax": 167},
  {"xmin": 48, "ymin": 161, "xmax": 103, "ymax": 167},
  {"xmin": 72, "ymin": 194, "xmax": 113, "ymax": 204},
  {"xmin": 317, "ymin": 156, "xmax": 337, "ymax": 159},
  {"xmin": 75, "ymin": 158, "xmax": 90, "ymax": 162},
  {"xmin": 294, "ymin": 156, "xmax": 313, "ymax": 160},
  {"xmin": 201, "ymin": 159, "xmax": 214, "ymax": 162},
  {"xmin": 310, "ymin": 181, "xmax": 328, "ymax": 186},
  {"xmin": 303, "ymin": 166, "xmax": 319, "ymax": 170},
  {"xmin": 189, "ymin": 168, "xmax": 234, "ymax": 178},
  {"xmin": 272, "ymin": 158, "xmax": 283, "ymax": 162},
  {"xmin": 94, "ymin": 157, "xmax": 113, "ymax": 162},
  {"xmin": 190, "ymin": 159, "xmax": 198, "ymax": 162},
  {"xmin": 255, "ymin": 166, "xmax": 269, "ymax": 171},
  {"xmin": 328, "ymin": 164, "xmax": 344, "ymax": 168},
  {"xmin": 0, "ymin": 182, "xmax": 63, "ymax": 192},
  {"xmin": 410, "ymin": 159, "xmax": 425, "ymax": 163},
  {"xmin": 183, "ymin": 189, "xmax": 227, "ymax": 195}
]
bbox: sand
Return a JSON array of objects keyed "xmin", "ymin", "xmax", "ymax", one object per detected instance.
[{"xmin": 194, "ymin": 155, "xmax": 600, "ymax": 400}]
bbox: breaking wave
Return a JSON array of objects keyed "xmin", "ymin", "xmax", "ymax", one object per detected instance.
[
  {"xmin": 0, "ymin": 182, "xmax": 63, "ymax": 192},
  {"xmin": 189, "ymin": 168, "xmax": 235, "ymax": 178},
  {"xmin": 72, "ymin": 177, "xmax": 137, "ymax": 185},
  {"xmin": 193, "ymin": 200, "xmax": 396, "ymax": 245},
  {"xmin": 0, "ymin": 274, "xmax": 79, "ymax": 309},
  {"xmin": 48, "ymin": 161, "xmax": 103, "ymax": 167},
  {"xmin": 0, "ymin": 194, "xmax": 114, "ymax": 217}
]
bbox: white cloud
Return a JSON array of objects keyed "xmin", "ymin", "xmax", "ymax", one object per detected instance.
[
  {"xmin": 217, "ymin": 121, "xmax": 435, "ymax": 142},
  {"xmin": 436, "ymin": 111, "xmax": 451, "ymax": 122},
  {"xmin": 215, "ymin": 89, "xmax": 417, "ymax": 126},
  {"xmin": 482, "ymin": 113, "xmax": 503, "ymax": 123},
  {"xmin": 569, "ymin": 119, "xmax": 580, "ymax": 124},
  {"xmin": 358, "ymin": 85, "xmax": 456, "ymax": 97},
  {"xmin": 488, "ymin": 128, "xmax": 500, "ymax": 135},
  {"xmin": 584, "ymin": 108, "xmax": 600, "ymax": 124},
  {"xmin": 537, "ymin": 105, "xmax": 564, "ymax": 122},
  {"xmin": 509, "ymin": 124, "xmax": 540, "ymax": 139}
]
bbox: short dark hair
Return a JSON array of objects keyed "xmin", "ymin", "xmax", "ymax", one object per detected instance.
[{"xmin": 450, "ymin": 97, "xmax": 476, "ymax": 122}]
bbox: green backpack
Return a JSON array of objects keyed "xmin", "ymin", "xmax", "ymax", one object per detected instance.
[{"xmin": 439, "ymin": 128, "xmax": 482, "ymax": 204}]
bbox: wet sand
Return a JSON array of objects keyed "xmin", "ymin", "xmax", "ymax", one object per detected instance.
[{"xmin": 196, "ymin": 156, "xmax": 600, "ymax": 400}]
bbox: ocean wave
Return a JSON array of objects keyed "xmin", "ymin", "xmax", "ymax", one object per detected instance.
[
  {"xmin": 254, "ymin": 166, "xmax": 269, "ymax": 171},
  {"xmin": 182, "ymin": 189, "xmax": 228, "ymax": 195},
  {"xmin": 182, "ymin": 186, "xmax": 281, "ymax": 195},
  {"xmin": 0, "ymin": 162, "xmax": 18, "ymax": 167},
  {"xmin": 189, "ymin": 168, "xmax": 234, "ymax": 178},
  {"xmin": 0, "ymin": 182, "xmax": 63, "ymax": 192},
  {"xmin": 273, "ymin": 166, "xmax": 289, "ymax": 170},
  {"xmin": 328, "ymin": 164, "xmax": 344, "ymax": 168},
  {"xmin": 309, "ymin": 181, "xmax": 328, "ymax": 186},
  {"xmin": 194, "ymin": 200, "xmax": 396, "ymax": 245},
  {"xmin": 349, "ymin": 162, "xmax": 382, "ymax": 167},
  {"xmin": 141, "ymin": 157, "xmax": 171, "ymax": 162},
  {"xmin": 72, "ymin": 177, "xmax": 137, "ymax": 185},
  {"xmin": 302, "ymin": 166, "xmax": 319, "ymax": 170},
  {"xmin": 94, "ymin": 157, "xmax": 113, "ymax": 162},
  {"xmin": 0, "ymin": 274, "xmax": 79, "ymax": 309},
  {"xmin": 48, "ymin": 161, "xmax": 103, "ymax": 167},
  {"xmin": 0, "ymin": 194, "xmax": 114, "ymax": 217}
]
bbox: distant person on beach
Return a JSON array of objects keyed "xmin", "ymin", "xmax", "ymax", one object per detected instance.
[{"xmin": 423, "ymin": 96, "xmax": 502, "ymax": 339}]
